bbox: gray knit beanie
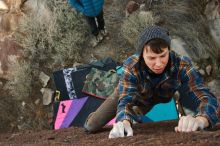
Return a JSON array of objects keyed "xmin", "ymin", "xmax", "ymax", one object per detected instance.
[{"xmin": 136, "ymin": 26, "xmax": 171, "ymax": 53}]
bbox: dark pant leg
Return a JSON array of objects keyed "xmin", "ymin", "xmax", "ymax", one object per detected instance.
[
  {"xmin": 85, "ymin": 16, "xmax": 99, "ymax": 36},
  {"xmin": 84, "ymin": 87, "xmax": 118, "ymax": 133},
  {"xmin": 96, "ymin": 10, "xmax": 105, "ymax": 30}
]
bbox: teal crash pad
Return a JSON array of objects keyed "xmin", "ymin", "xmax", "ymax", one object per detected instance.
[{"xmin": 142, "ymin": 98, "xmax": 178, "ymax": 122}]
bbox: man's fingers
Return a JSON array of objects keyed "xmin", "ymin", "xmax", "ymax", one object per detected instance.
[
  {"xmin": 181, "ymin": 116, "xmax": 190, "ymax": 132},
  {"xmin": 117, "ymin": 122, "xmax": 125, "ymax": 137},
  {"xmin": 109, "ymin": 130, "xmax": 116, "ymax": 138},
  {"xmin": 177, "ymin": 116, "xmax": 183, "ymax": 132},
  {"xmin": 109, "ymin": 123, "xmax": 119, "ymax": 138},
  {"xmin": 124, "ymin": 124, "xmax": 133, "ymax": 137},
  {"xmin": 126, "ymin": 126, "xmax": 133, "ymax": 137},
  {"xmin": 176, "ymin": 115, "xmax": 206, "ymax": 133},
  {"xmin": 186, "ymin": 117, "xmax": 196, "ymax": 132},
  {"xmin": 109, "ymin": 122, "xmax": 124, "ymax": 138},
  {"xmin": 192, "ymin": 121, "xmax": 199, "ymax": 131},
  {"xmin": 109, "ymin": 121, "xmax": 134, "ymax": 138},
  {"xmin": 174, "ymin": 126, "xmax": 178, "ymax": 132}
]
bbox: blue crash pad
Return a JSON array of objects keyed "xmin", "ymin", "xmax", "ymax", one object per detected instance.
[{"xmin": 142, "ymin": 98, "xmax": 178, "ymax": 122}]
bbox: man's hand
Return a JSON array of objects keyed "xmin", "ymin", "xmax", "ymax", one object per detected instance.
[
  {"xmin": 175, "ymin": 115, "xmax": 209, "ymax": 132},
  {"xmin": 109, "ymin": 120, "xmax": 133, "ymax": 138}
]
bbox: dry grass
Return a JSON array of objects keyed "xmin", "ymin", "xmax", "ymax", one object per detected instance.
[
  {"xmin": 18, "ymin": 0, "xmax": 88, "ymax": 69},
  {"xmin": 5, "ymin": 60, "xmax": 32, "ymax": 100},
  {"xmin": 121, "ymin": 11, "xmax": 159, "ymax": 48},
  {"xmin": 152, "ymin": 0, "xmax": 219, "ymax": 62}
]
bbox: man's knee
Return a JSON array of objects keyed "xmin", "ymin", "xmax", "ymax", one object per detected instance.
[
  {"xmin": 84, "ymin": 121, "xmax": 99, "ymax": 133},
  {"xmin": 84, "ymin": 112, "xmax": 100, "ymax": 133}
]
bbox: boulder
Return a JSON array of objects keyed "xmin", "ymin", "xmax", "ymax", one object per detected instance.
[
  {"xmin": 171, "ymin": 38, "xmax": 190, "ymax": 58},
  {"xmin": 39, "ymin": 72, "xmax": 50, "ymax": 87},
  {"xmin": 198, "ymin": 69, "xmax": 205, "ymax": 76},
  {"xmin": 204, "ymin": 0, "xmax": 220, "ymax": 20},
  {"xmin": 125, "ymin": 1, "xmax": 140, "ymax": 17},
  {"xmin": 40, "ymin": 88, "xmax": 54, "ymax": 105},
  {"xmin": 208, "ymin": 79, "xmax": 220, "ymax": 100},
  {"xmin": 23, "ymin": 0, "xmax": 52, "ymax": 23},
  {"xmin": 0, "ymin": 81, "xmax": 3, "ymax": 88},
  {"xmin": 0, "ymin": 37, "xmax": 23, "ymax": 79},
  {"xmin": 0, "ymin": 0, "xmax": 8, "ymax": 13},
  {"xmin": 205, "ymin": 0, "xmax": 220, "ymax": 48},
  {"xmin": 205, "ymin": 64, "xmax": 212, "ymax": 76}
]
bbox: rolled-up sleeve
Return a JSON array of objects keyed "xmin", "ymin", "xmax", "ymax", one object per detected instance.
[{"xmin": 116, "ymin": 65, "xmax": 139, "ymax": 123}]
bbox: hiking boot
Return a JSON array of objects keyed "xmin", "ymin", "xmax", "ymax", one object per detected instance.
[
  {"xmin": 90, "ymin": 33, "xmax": 104, "ymax": 47},
  {"xmin": 97, "ymin": 33, "xmax": 103, "ymax": 41},
  {"xmin": 90, "ymin": 36, "xmax": 100, "ymax": 48},
  {"xmin": 100, "ymin": 29, "xmax": 108, "ymax": 37}
]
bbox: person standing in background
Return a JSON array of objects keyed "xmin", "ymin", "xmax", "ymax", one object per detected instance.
[{"xmin": 68, "ymin": 0, "xmax": 107, "ymax": 47}]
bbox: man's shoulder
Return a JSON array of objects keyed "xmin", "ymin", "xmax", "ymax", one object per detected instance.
[
  {"xmin": 123, "ymin": 54, "xmax": 140, "ymax": 69},
  {"xmin": 170, "ymin": 51, "xmax": 192, "ymax": 66}
]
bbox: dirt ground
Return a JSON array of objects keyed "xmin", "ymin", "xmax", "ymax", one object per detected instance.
[{"xmin": 0, "ymin": 120, "xmax": 220, "ymax": 146}]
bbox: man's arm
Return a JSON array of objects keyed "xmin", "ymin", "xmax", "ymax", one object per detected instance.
[
  {"xmin": 116, "ymin": 66, "xmax": 139, "ymax": 124},
  {"xmin": 109, "ymin": 65, "xmax": 139, "ymax": 138},
  {"xmin": 177, "ymin": 58, "xmax": 219, "ymax": 131},
  {"xmin": 68, "ymin": 0, "xmax": 84, "ymax": 13}
]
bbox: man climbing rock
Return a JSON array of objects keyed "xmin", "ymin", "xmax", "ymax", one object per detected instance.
[{"xmin": 83, "ymin": 26, "xmax": 219, "ymax": 138}]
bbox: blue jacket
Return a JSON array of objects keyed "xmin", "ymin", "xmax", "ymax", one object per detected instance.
[{"xmin": 68, "ymin": 0, "xmax": 104, "ymax": 17}]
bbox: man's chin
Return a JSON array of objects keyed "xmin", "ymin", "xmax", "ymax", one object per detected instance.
[{"xmin": 153, "ymin": 69, "xmax": 164, "ymax": 74}]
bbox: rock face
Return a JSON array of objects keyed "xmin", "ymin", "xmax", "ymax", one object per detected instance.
[
  {"xmin": 0, "ymin": 0, "xmax": 8, "ymax": 12},
  {"xmin": 208, "ymin": 79, "xmax": 220, "ymax": 101},
  {"xmin": 0, "ymin": 0, "xmax": 51, "ymax": 79},
  {"xmin": 205, "ymin": 0, "xmax": 220, "ymax": 48},
  {"xmin": 0, "ymin": 121, "xmax": 220, "ymax": 146},
  {"xmin": 0, "ymin": 0, "xmax": 24, "ymax": 79},
  {"xmin": 40, "ymin": 88, "xmax": 54, "ymax": 105},
  {"xmin": 39, "ymin": 72, "xmax": 50, "ymax": 87},
  {"xmin": 125, "ymin": 1, "xmax": 140, "ymax": 17},
  {"xmin": 0, "ymin": 0, "xmax": 24, "ymax": 33},
  {"xmin": 205, "ymin": 0, "xmax": 220, "ymax": 20},
  {"xmin": 171, "ymin": 38, "xmax": 190, "ymax": 58},
  {"xmin": 0, "ymin": 38, "xmax": 22, "ymax": 79}
]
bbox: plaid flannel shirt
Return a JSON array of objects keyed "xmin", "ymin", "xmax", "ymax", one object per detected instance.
[{"xmin": 116, "ymin": 50, "xmax": 219, "ymax": 127}]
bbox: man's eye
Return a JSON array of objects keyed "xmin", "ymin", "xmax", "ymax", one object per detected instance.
[
  {"xmin": 148, "ymin": 57, "xmax": 155, "ymax": 60},
  {"xmin": 161, "ymin": 54, "xmax": 167, "ymax": 58}
]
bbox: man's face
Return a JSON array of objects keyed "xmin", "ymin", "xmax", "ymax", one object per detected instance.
[{"xmin": 142, "ymin": 45, "xmax": 169, "ymax": 74}]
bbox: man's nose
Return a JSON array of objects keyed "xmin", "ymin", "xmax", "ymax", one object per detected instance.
[{"xmin": 155, "ymin": 59, "xmax": 163, "ymax": 67}]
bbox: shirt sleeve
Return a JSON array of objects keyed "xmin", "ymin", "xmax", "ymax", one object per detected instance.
[
  {"xmin": 68, "ymin": 0, "xmax": 84, "ymax": 13},
  {"xmin": 116, "ymin": 65, "xmax": 139, "ymax": 123},
  {"xmin": 180, "ymin": 61, "xmax": 219, "ymax": 127}
]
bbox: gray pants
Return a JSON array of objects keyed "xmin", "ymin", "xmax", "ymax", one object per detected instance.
[{"xmin": 84, "ymin": 87, "xmax": 118, "ymax": 133}]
